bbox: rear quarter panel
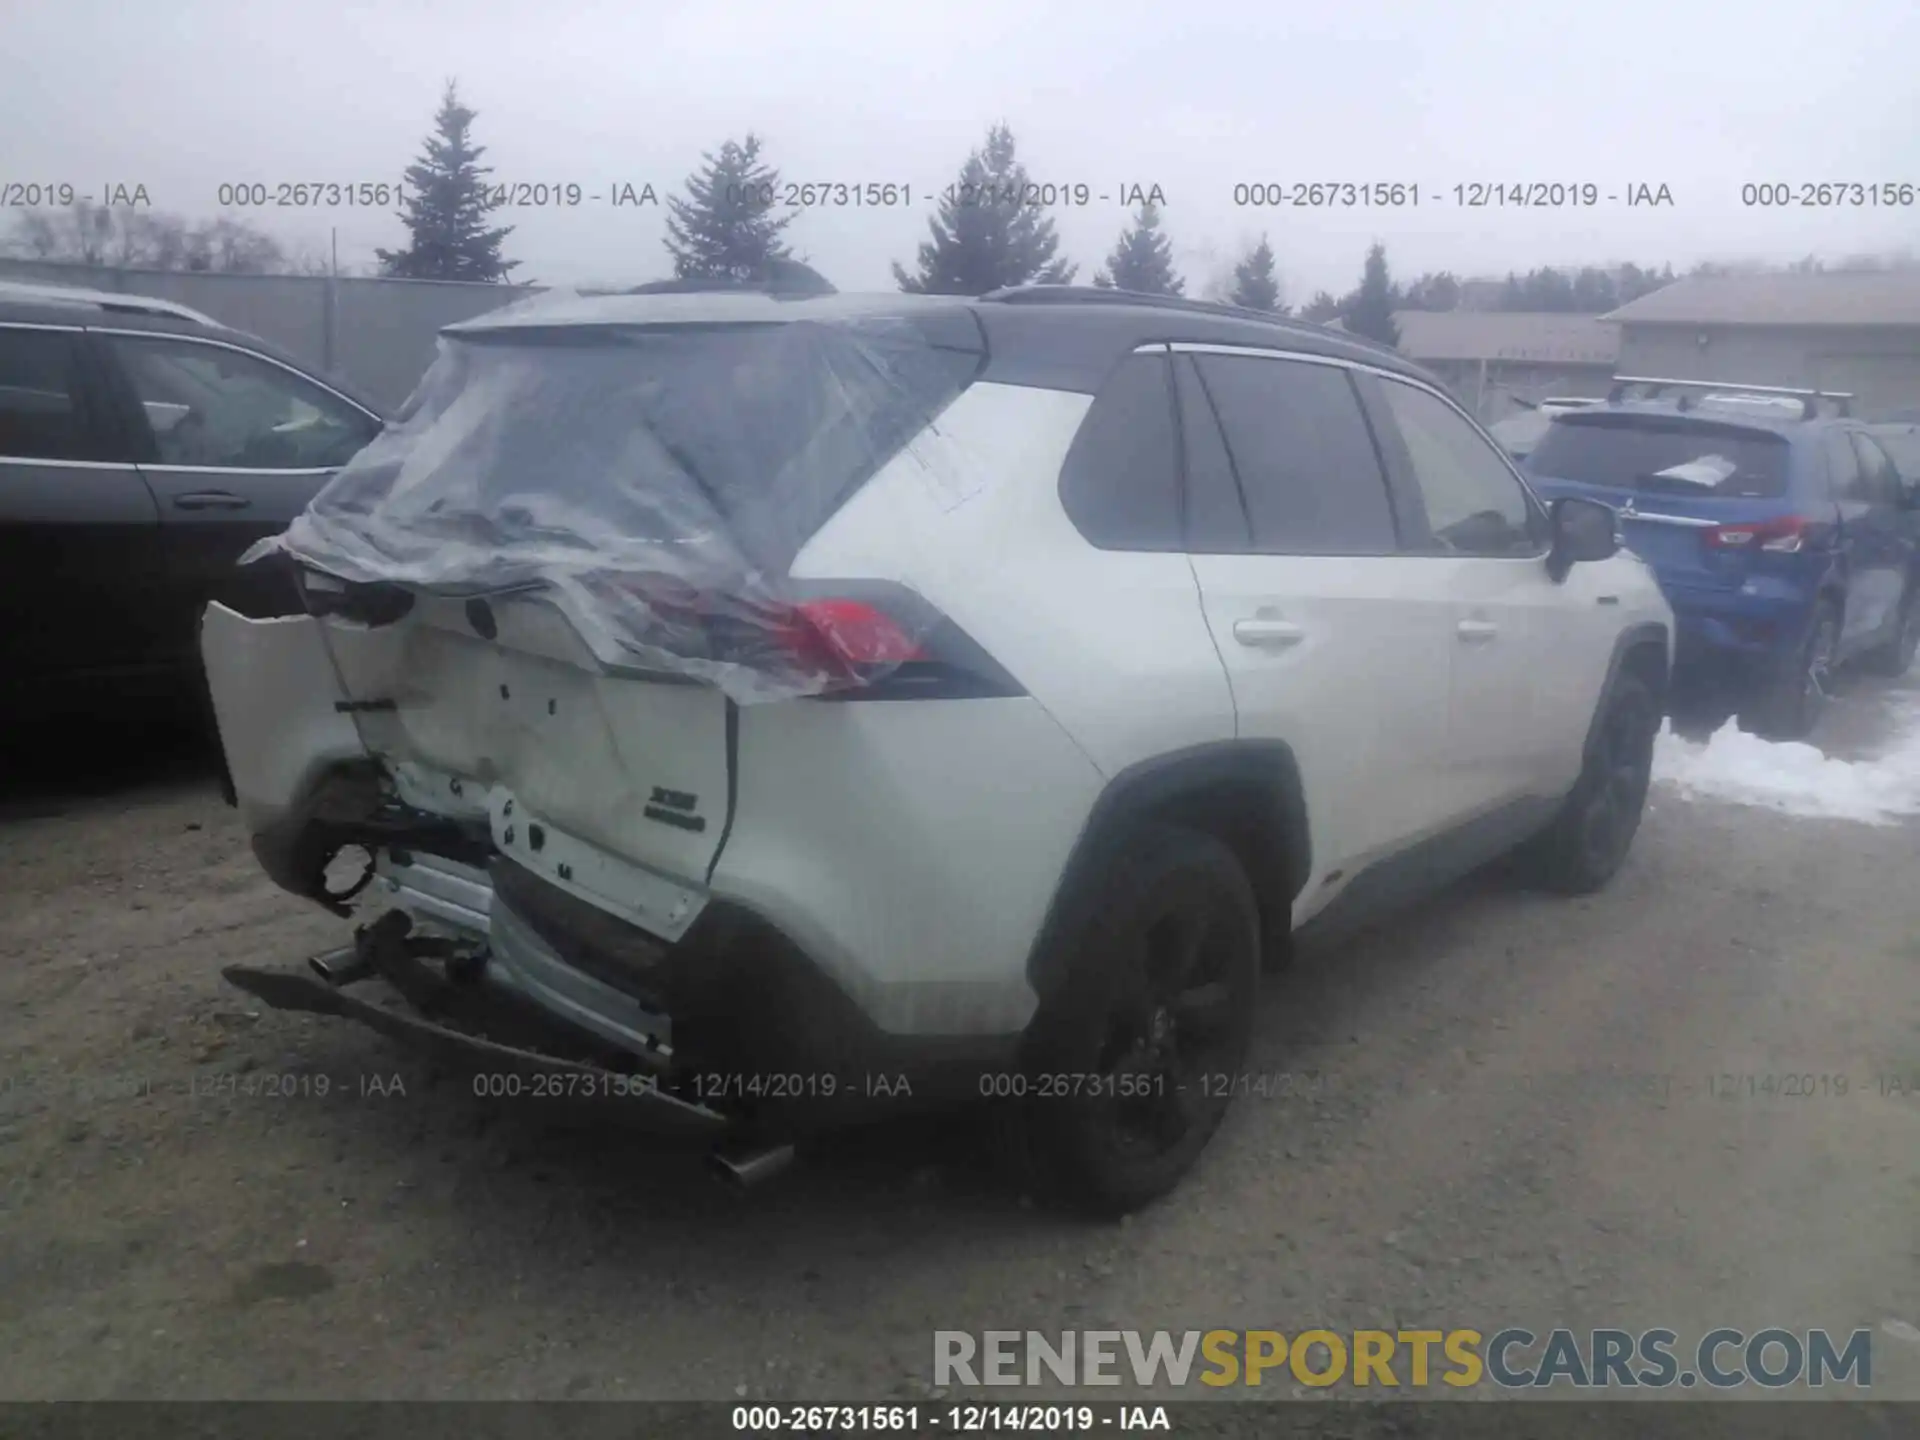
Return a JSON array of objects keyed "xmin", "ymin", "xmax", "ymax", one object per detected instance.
[
  {"xmin": 790, "ymin": 380, "xmax": 1238, "ymax": 777},
  {"xmin": 729, "ymin": 379, "xmax": 1236, "ymax": 1036}
]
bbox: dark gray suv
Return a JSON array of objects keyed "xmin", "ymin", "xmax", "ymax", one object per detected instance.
[{"xmin": 0, "ymin": 281, "xmax": 385, "ymax": 719}]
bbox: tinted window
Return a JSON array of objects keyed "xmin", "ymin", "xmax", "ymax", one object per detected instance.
[
  {"xmin": 1379, "ymin": 378, "xmax": 1539, "ymax": 557},
  {"xmin": 0, "ymin": 327, "xmax": 95, "ymax": 461},
  {"xmin": 1058, "ymin": 351, "xmax": 1180, "ymax": 550},
  {"xmin": 109, "ymin": 335, "xmax": 379, "ymax": 471},
  {"xmin": 1870, "ymin": 426, "xmax": 1920, "ymax": 483},
  {"xmin": 1173, "ymin": 354, "xmax": 1250, "ymax": 551},
  {"xmin": 1849, "ymin": 433, "xmax": 1902, "ymax": 506},
  {"xmin": 1824, "ymin": 431, "xmax": 1864, "ymax": 501},
  {"xmin": 1528, "ymin": 415, "xmax": 1791, "ymax": 499},
  {"xmin": 1187, "ymin": 353, "xmax": 1397, "ymax": 555},
  {"xmin": 1488, "ymin": 409, "xmax": 1552, "ymax": 459}
]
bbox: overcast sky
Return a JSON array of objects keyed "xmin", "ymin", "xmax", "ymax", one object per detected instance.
[{"xmin": 6, "ymin": 0, "xmax": 1917, "ymax": 298}]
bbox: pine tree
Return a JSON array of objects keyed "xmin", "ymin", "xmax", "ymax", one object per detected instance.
[
  {"xmin": 1399, "ymin": 271, "xmax": 1460, "ymax": 312},
  {"xmin": 1344, "ymin": 242, "xmax": 1400, "ymax": 346},
  {"xmin": 1227, "ymin": 235, "xmax": 1281, "ymax": 311},
  {"xmin": 376, "ymin": 81, "xmax": 518, "ymax": 282},
  {"xmin": 663, "ymin": 134, "xmax": 797, "ymax": 283},
  {"xmin": 892, "ymin": 124, "xmax": 1076, "ymax": 295},
  {"xmin": 1300, "ymin": 290, "xmax": 1342, "ymax": 322},
  {"xmin": 1092, "ymin": 202, "xmax": 1184, "ymax": 295}
]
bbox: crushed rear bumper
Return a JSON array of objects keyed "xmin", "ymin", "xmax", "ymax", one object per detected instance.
[
  {"xmin": 227, "ymin": 846, "xmax": 1023, "ymax": 1140},
  {"xmin": 223, "ymin": 961, "xmax": 732, "ymax": 1140}
]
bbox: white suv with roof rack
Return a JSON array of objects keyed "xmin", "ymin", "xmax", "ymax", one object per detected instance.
[{"xmin": 201, "ymin": 282, "xmax": 1671, "ymax": 1215}]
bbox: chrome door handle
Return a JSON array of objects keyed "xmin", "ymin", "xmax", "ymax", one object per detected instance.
[
  {"xmin": 1232, "ymin": 618, "xmax": 1305, "ymax": 648},
  {"xmin": 1456, "ymin": 619, "xmax": 1499, "ymax": 643},
  {"xmin": 173, "ymin": 491, "xmax": 252, "ymax": 510}
]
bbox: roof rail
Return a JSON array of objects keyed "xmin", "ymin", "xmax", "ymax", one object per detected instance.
[
  {"xmin": 0, "ymin": 278, "xmax": 226, "ymax": 328},
  {"xmin": 977, "ymin": 283, "xmax": 1389, "ymax": 347},
  {"xmin": 1607, "ymin": 374, "xmax": 1852, "ymax": 419}
]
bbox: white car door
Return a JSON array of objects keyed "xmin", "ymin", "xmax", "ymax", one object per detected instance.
[
  {"xmin": 1364, "ymin": 372, "xmax": 1611, "ymax": 806},
  {"xmin": 1171, "ymin": 345, "xmax": 1466, "ymax": 913}
]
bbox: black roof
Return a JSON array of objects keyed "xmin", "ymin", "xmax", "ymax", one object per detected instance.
[
  {"xmin": 969, "ymin": 285, "xmax": 1428, "ymax": 392},
  {"xmin": 447, "ymin": 281, "xmax": 1437, "ymax": 396}
]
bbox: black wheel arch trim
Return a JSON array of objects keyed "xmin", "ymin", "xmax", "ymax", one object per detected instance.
[
  {"xmin": 1583, "ymin": 621, "xmax": 1670, "ymax": 762},
  {"xmin": 1022, "ymin": 740, "xmax": 1312, "ymax": 1005}
]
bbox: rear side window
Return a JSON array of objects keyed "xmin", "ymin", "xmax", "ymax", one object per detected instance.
[
  {"xmin": 1848, "ymin": 432, "xmax": 1902, "ymax": 506},
  {"xmin": 1185, "ymin": 352, "xmax": 1398, "ymax": 555},
  {"xmin": 0, "ymin": 327, "xmax": 95, "ymax": 461},
  {"xmin": 1823, "ymin": 431, "xmax": 1865, "ymax": 501},
  {"xmin": 1527, "ymin": 415, "xmax": 1791, "ymax": 499},
  {"xmin": 1058, "ymin": 350, "xmax": 1181, "ymax": 550},
  {"xmin": 107, "ymin": 335, "xmax": 378, "ymax": 470},
  {"xmin": 1871, "ymin": 427, "xmax": 1920, "ymax": 483}
]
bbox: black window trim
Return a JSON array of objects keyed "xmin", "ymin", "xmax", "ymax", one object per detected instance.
[
  {"xmin": 1163, "ymin": 342, "xmax": 1407, "ymax": 559},
  {"xmin": 0, "ymin": 319, "xmax": 136, "ymax": 469},
  {"xmin": 1168, "ymin": 341, "xmax": 1552, "ymax": 560},
  {"xmin": 90, "ymin": 323, "xmax": 383, "ymax": 474}
]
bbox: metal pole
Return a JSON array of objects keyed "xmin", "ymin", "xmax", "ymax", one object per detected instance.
[{"xmin": 322, "ymin": 227, "xmax": 338, "ymax": 375}]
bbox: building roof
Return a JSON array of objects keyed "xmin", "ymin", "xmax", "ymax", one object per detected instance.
[
  {"xmin": 1389, "ymin": 310, "xmax": 1618, "ymax": 365},
  {"xmin": 1602, "ymin": 271, "xmax": 1920, "ymax": 327}
]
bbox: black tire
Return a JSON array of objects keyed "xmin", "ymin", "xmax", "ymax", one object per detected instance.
[
  {"xmin": 1519, "ymin": 671, "xmax": 1659, "ymax": 895},
  {"xmin": 997, "ymin": 824, "xmax": 1260, "ymax": 1217},
  {"xmin": 1739, "ymin": 599, "xmax": 1839, "ymax": 741},
  {"xmin": 1862, "ymin": 593, "xmax": 1919, "ymax": 678}
]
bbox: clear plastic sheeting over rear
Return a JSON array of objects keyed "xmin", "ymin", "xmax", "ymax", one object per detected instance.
[{"xmin": 245, "ymin": 310, "xmax": 982, "ymax": 702}]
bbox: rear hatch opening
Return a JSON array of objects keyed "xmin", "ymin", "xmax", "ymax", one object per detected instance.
[{"xmin": 235, "ymin": 297, "xmax": 991, "ymax": 907}]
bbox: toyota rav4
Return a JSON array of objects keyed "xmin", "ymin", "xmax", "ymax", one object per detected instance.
[{"xmin": 202, "ymin": 283, "xmax": 1672, "ymax": 1215}]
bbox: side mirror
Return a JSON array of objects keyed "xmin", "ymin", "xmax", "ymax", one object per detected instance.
[{"xmin": 1546, "ymin": 496, "xmax": 1619, "ymax": 582}]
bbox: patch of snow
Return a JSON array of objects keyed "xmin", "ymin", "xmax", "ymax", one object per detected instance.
[{"xmin": 1653, "ymin": 694, "xmax": 1920, "ymax": 825}]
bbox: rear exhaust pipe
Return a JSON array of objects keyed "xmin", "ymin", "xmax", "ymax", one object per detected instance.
[
  {"xmin": 309, "ymin": 945, "xmax": 376, "ymax": 987},
  {"xmin": 708, "ymin": 1141, "xmax": 797, "ymax": 1191}
]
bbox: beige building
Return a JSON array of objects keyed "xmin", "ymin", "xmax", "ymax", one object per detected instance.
[
  {"xmin": 1388, "ymin": 311, "xmax": 1619, "ymax": 421},
  {"xmin": 1604, "ymin": 271, "xmax": 1920, "ymax": 421}
]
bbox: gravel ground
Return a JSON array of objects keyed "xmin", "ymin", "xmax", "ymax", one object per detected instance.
[{"xmin": 0, "ymin": 686, "xmax": 1916, "ymax": 1404}]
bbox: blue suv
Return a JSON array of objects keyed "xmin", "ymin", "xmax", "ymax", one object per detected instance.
[{"xmin": 1525, "ymin": 379, "xmax": 1919, "ymax": 738}]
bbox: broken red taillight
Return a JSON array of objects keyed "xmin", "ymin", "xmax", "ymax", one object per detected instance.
[
  {"xmin": 591, "ymin": 573, "xmax": 1011, "ymax": 697},
  {"xmin": 780, "ymin": 598, "xmax": 928, "ymax": 668}
]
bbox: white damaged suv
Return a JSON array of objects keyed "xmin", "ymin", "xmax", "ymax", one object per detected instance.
[{"xmin": 204, "ymin": 282, "xmax": 1671, "ymax": 1214}]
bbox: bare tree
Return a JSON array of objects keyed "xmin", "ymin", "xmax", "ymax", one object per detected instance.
[
  {"xmin": 3, "ymin": 200, "xmax": 293, "ymax": 273},
  {"xmin": 7, "ymin": 202, "xmax": 116, "ymax": 264},
  {"xmin": 188, "ymin": 216, "xmax": 288, "ymax": 273}
]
